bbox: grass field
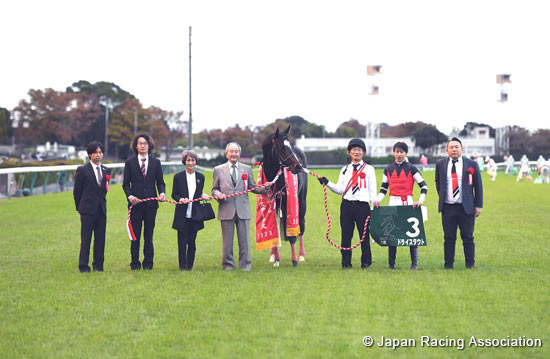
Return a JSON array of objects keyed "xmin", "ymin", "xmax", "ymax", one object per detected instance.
[{"xmin": 1, "ymin": 168, "xmax": 549, "ymax": 358}]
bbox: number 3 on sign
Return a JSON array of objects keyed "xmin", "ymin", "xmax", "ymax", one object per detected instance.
[{"xmin": 406, "ymin": 217, "xmax": 420, "ymax": 237}]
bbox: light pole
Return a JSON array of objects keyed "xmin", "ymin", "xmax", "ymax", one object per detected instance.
[
  {"xmin": 99, "ymin": 97, "xmax": 113, "ymax": 156},
  {"xmin": 496, "ymin": 74, "xmax": 511, "ymax": 156},
  {"xmin": 366, "ymin": 65, "xmax": 382, "ymax": 156},
  {"xmin": 188, "ymin": 26, "xmax": 193, "ymax": 150}
]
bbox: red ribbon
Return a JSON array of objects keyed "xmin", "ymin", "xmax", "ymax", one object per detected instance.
[
  {"xmin": 242, "ymin": 173, "xmax": 248, "ymax": 191},
  {"xmin": 105, "ymin": 174, "xmax": 111, "ymax": 192}
]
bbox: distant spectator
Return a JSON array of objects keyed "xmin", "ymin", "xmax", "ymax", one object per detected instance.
[
  {"xmin": 420, "ymin": 154, "xmax": 428, "ymax": 170},
  {"xmin": 505, "ymin": 154, "xmax": 515, "ymax": 175},
  {"xmin": 517, "ymin": 155, "xmax": 532, "ymax": 182},
  {"xmin": 485, "ymin": 156, "xmax": 497, "ymax": 182}
]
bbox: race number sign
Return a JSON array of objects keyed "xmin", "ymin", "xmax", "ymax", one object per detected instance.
[{"xmin": 370, "ymin": 206, "xmax": 427, "ymax": 246}]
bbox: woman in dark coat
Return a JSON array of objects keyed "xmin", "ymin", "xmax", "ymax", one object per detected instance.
[{"xmin": 172, "ymin": 150, "xmax": 208, "ymax": 270}]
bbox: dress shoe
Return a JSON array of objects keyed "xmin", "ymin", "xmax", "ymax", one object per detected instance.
[
  {"xmin": 389, "ymin": 264, "xmax": 395, "ymax": 270},
  {"xmin": 93, "ymin": 267, "xmax": 104, "ymax": 272},
  {"xmin": 410, "ymin": 264, "xmax": 417, "ymax": 271},
  {"xmin": 361, "ymin": 264, "xmax": 370, "ymax": 269},
  {"xmin": 79, "ymin": 266, "xmax": 91, "ymax": 273}
]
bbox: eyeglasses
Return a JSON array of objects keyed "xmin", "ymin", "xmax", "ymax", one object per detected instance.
[{"xmin": 137, "ymin": 141, "xmax": 148, "ymax": 146}]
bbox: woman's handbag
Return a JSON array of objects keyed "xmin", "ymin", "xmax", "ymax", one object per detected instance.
[{"xmin": 192, "ymin": 200, "xmax": 216, "ymax": 221}]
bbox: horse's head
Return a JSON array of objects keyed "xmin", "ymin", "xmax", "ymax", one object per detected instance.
[{"xmin": 271, "ymin": 125, "xmax": 303, "ymax": 174}]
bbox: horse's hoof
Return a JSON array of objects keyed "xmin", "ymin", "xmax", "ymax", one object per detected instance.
[
  {"xmin": 273, "ymin": 261, "xmax": 280, "ymax": 267},
  {"xmin": 269, "ymin": 254, "xmax": 275, "ymax": 263},
  {"xmin": 299, "ymin": 256, "xmax": 305, "ymax": 262},
  {"xmin": 292, "ymin": 260, "xmax": 298, "ymax": 267}
]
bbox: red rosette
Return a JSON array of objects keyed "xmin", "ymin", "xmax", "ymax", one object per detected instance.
[
  {"xmin": 242, "ymin": 173, "xmax": 248, "ymax": 191},
  {"xmin": 359, "ymin": 172, "xmax": 366, "ymax": 179},
  {"xmin": 105, "ymin": 174, "xmax": 111, "ymax": 192},
  {"xmin": 468, "ymin": 167, "xmax": 474, "ymax": 185}
]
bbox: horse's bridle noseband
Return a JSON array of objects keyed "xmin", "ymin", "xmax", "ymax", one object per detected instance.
[{"xmin": 272, "ymin": 138, "xmax": 301, "ymax": 169}]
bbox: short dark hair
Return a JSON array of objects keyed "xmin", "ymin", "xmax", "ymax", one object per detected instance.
[
  {"xmin": 182, "ymin": 150, "xmax": 198, "ymax": 165},
  {"xmin": 393, "ymin": 142, "xmax": 408, "ymax": 153},
  {"xmin": 86, "ymin": 141, "xmax": 104, "ymax": 157},
  {"xmin": 447, "ymin": 137, "xmax": 463, "ymax": 148},
  {"xmin": 130, "ymin": 134, "xmax": 155, "ymax": 155}
]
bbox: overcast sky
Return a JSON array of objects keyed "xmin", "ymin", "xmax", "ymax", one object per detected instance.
[{"xmin": 2, "ymin": 0, "xmax": 549, "ymax": 135}]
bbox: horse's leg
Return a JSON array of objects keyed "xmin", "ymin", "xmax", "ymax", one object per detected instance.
[
  {"xmin": 270, "ymin": 246, "xmax": 281, "ymax": 266},
  {"xmin": 289, "ymin": 237, "xmax": 298, "ymax": 267},
  {"xmin": 299, "ymin": 234, "xmax": 306, "ymax": 262},
  {"xmin": 269, "ymin": 246, "xmax": 276, "ymax": 262}
]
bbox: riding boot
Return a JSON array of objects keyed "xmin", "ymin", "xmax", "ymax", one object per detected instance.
[
  {"xmin": 388, "ymin": 246, "xmax": 396, "ymax": 269},
  {"xmin": 410, "ymin": 246, "xmax": 418, "ymax": 270}
]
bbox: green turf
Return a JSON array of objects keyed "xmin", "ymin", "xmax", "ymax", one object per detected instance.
[{"xmin": 1, "ymin": 169, "xmax": 548, "ymax": 358}]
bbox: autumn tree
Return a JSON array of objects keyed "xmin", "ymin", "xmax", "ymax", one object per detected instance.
[
  {"xmin": 68, "ymin": 80, "xmax": 139, "ymax": 154},
  {"xmin": 380, "ymin": 122, "xmax": 427, "ymax": 137},
  {"xmin": 412, "ymin": 124, "xmax": 448, "ymax": 152},
  {"xmin": 0, "ymin": 107, "xmax": 12, "ymax": 144},
  {"xmin": 459, "ymin": 122, "xmax": 496, "ymax": 137},
  {"xmin": 334, "ymin": 119, "xmax": 365, "ymax": 138},
  {"xmin": 529, "ymin": 129, "xmax": 550, "ymax": 158},
  {"xmin": 14, "ymin": 89, "xmax": 102, "ymax": 146}
]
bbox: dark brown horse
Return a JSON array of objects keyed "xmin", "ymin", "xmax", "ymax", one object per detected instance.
[{"xmin": 260, "ymin": 126, "xmax": 308, "ymax": 266}]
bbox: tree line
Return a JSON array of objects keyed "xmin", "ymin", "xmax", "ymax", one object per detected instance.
[{"xmin": 1, "ymin": 81, "xmax": 549, "ymax": 160}]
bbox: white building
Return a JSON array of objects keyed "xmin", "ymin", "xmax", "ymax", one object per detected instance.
[{"xmin": 295, "ymin": 126, "xmax": 495, "ymax": 157}]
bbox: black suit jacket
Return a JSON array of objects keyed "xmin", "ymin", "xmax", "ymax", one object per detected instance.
[
  {"xmin": 435, "ymin": 156, "xmax": 483, "ymax": 215},
  {"xmin": 73, "ymin": 162, "xmax": 109, "ymax": 215},
  {"xmin": 123, "ymin": 156, "xmax": 166, "ymax": 208},
  {"xmin": 171, "ymin": 170, "xmax": 205, "ymax": 231}
]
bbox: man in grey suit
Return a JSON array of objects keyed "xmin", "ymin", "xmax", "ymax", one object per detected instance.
[
  {"xmin": 212, "ymin": 142, "xmax": 269, "ymax": 271},
  {"xmin": 435, "ymin": 137, "xmax": 483, "ymax": 269}
]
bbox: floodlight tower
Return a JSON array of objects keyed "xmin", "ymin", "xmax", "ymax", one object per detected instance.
[
  {"xmin": 496, "ymin": 74, "xmax": 511, "ymax": 155},
  {"xmin": 497, "ymin": 74, "xmax": 511, "ymax": 102},
  {"xmin": 366, "ymin": 65, "xmax": 382, "ymax": 156}
]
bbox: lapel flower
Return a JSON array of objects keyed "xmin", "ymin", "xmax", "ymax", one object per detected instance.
[
  {"xmin": 468, "ymin": 167, "xmax": 475, "ymax": 174},
  {"xmin": 242, "ymin": 173, "xmax": 248, "ymax": 180},
  {"xmin": 359, "ymin": 172, "xmax": 366, "ymax": 179}
]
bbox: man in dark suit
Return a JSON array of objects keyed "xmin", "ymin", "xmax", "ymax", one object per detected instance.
[
  {"xmin": 123, "ymin": 134, "xmax": 166, "ymax": 270},
  {"xmin": 435, "ymin": 137, "xmax": 483, "ymax": 269},
  {"xmin": 73, "ymin": 141, "xmax": 110, "ymax": 273}
]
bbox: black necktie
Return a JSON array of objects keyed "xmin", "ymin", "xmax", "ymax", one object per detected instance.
[{"xmin": 231, "ymin": 165, "xmax": 237, "ymax": 186}]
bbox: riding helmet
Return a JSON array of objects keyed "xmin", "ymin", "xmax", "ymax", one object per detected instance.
[{"xmin": 347, "ymin": 138, "xmax": 366, "ymax": 152}]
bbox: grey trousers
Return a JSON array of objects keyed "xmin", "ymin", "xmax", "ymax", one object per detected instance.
[{"xmin": 220, "ymin": 216, "xmax": 252, "ymax": 270}]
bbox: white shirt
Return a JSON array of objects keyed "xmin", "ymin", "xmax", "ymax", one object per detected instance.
[
  {"xmin": 138, "ymin": 155, "xmax": 149, "ymax": 175},
  {"xmin": 446, "ymin": 156, "xmax": 463, "ymax": 204},
  {"xmin": 327, "ymin": 161, "xmax": 377, "ymax": 203},
  {"xmin": 90, "ymin": 161, "xmax": 102, "ymax": 184},
  {"xmin": 185, "ymin": 171, "xmax": 196, "ymax": 218}
]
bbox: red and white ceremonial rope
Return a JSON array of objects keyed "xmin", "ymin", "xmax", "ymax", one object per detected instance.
[
  {"xmin": 126, "ymin": 169, "xmax": 283, "ymax": 241},
  {"xmin": 126, "ymin": 167, "xmax": 368, "ymax": 251},
  {"xmin": 303, "ymin": 168, "xmax": 370, "ymax": 251}
]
